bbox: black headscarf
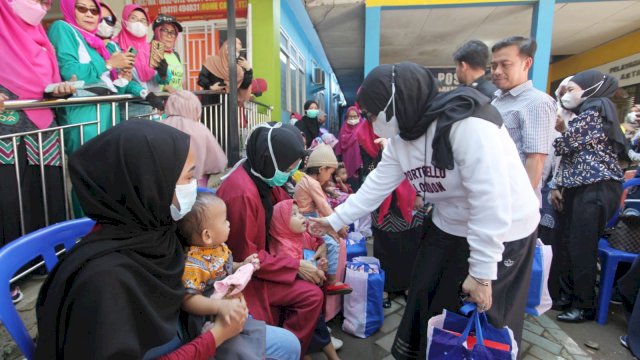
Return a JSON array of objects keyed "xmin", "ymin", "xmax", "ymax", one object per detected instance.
[
  {"xmin": 242, "ymin": 122, "xmax": 305, "ymax": 243},
  {"xmin": 295, "ymin": 100, "xmax": 320, "ymax": 147},
  {"xmin": 571, "ymin": 69, "xmax": 628, "ymax": 158},
  {"xmin": 357, "ymin": 62, "xmax": 503, "ymax": 170},
  {"xmin": 35, "ymin": 120, "xmax": 190, "ymax": 359}
]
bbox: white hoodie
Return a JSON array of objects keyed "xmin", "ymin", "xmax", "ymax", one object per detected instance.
[{"xmin": 327, "ymin": 117, "xmax": 539, "ymax": 280}]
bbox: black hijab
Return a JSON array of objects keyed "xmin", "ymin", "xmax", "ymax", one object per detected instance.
[
  {"xmin": 295, "ymin": 100, "xmax": 320, "ymax": 147},
  {"xmin": 571, "ymin": 69, "xmax": 628, "ymax": 158},
  {"xmin": 35, "ymin": 120, "xmax": 190, "ymax": 359},
  {"xmin": 357, "ymin": 62, "xmax": 503, "ymax": 170},
  {"xmin": 243, "ymin": 122, "xmax": 305, "ymax": 243}
]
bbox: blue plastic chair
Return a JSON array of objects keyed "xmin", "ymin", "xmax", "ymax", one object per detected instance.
[
  {"xmin": 597, "ymin": 178, "xmax": 640, "ymax": 324},
  {"xmin": 0, "ymin": 218, "xmax": 95, "ymax": 359}
]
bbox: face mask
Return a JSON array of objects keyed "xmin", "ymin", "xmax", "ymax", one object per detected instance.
[
  {"xmin": 306, "ymin": 109, "xmax": 319, "ymax": 119},
  {"xmin": 372, "ymin": 69, "xmax": 400, "ymax": 138},
  {"xmin": 250, "ymin": 124, "xmax": 300, "ymax": 187},
  {"xmin": 10, "ymin": 0, "xmax": 47, "ymax": 26},
  {"xmin": 96, "ymin": 20, "xmax": 114, "ymax": 39},
  {"xmin": 561, "ymin": 90, "xmax": 584, "ymax": 110},
  {"xmin": 125, "ymin": 21, "xmax": 148, "ymax": 38},
  {"xmin": 170, "ymin": 179, "xmax": 197, "ymax": 221},
  {"xmin": 347, "ymin": 118, "xmax": 359, "ymax": 126}
]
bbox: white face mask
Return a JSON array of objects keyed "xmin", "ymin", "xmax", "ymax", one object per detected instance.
[
  {"xmin": 346, "ymin": 118, "xmax": 360, "ymax": 126},
  {"xmin": 170, "ymin": 179, "xmax": 197, "ymax": 221},
  {"xmin": 372, "ymin": 68, "xmax": 399, "ymax": 139},
  {"xmin": 125, "ymin": 21, "xmax": 148, "ymax": 38},
  {"xmin": 561, "ymin": 91, "xmax": 584, "ymax": 110},
  {"xmin": 96, "ymin": 20, "xmax": 114, "ymax": 39}
]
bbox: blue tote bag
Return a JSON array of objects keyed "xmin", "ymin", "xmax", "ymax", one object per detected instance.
[
  {"xmin": 342, "ymin": 256, "xmax": 385, "ymax": 338},
  {"xmin": 426, "ymin": 303, "xmax": 517, "ymax": 360}
]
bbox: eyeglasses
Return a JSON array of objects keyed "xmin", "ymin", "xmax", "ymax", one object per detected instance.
[
  {"xmin": 160, "ymin": 28, "xmax": 177, "ymax": 37},
  {"xmin": 75, "ymin": 4, "xmax": 99, "ymax": 16},
  {"xmin": 102, "ymin": 16, "xmax": 116, "ymax": 26},
  {"xmin": 128, "ymin": 16, "xmax": 148, "ymax": 25}
]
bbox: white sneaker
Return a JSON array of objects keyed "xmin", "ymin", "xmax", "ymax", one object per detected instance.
[{"xmin": 331, "ymin": 336, "xmax": 343, "ymax": 351}]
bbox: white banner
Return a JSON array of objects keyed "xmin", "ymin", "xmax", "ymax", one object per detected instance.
[{"xmin": 592, "ymin": 53, "xmax": 640, "ymax": 88}]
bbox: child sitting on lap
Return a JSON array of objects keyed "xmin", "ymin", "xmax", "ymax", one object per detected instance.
[
  {"xmin": 177, "ymin": 192, "xmax": 262, "ymax": 352},
  {"xmin": 294, "ymin": 144, "xmax": 351, "ymax": 295},
  {"xmin": 269, "ymin": 199, "xmax": 342, "ymax": 360}
]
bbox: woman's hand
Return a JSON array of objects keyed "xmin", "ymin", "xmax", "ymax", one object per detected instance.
[
  {"xmin": 461, "ymin": 274, "xmax": 492, "ymax": 312},
  {"xmin": 555, "ymin": 115, "xmax": 567, "ymax": 133},
  {"xmin": 0, "ymin": 93, "xmax": 8, "ymax": 112},
  {"xmin": 237, "ymin": 57, "xmax": 251, "ymax": 71},
  {"xmin": 51, "ymin": 75, "xmax": 78, "ymax": 98},
  {"xmin": 308, "ymin": 217, "xmax": 332, "ymax": 237},
  {"xmin": 209, "ymin": 299, "xmax": 247, "ymax": 345},
  {"xmin": 298, "ymin": 260, "xmax": 325, "ymax": 285},
  {"xmin": 215, "ymin": 296, "xmax": 248, "ymax": 325},
  {"xmin": 119, "ymin": 68, "xmax": 133, "ymax": 82},
  {"xmin": 107, "ymin": 51, "xmax": 135, "ymax": 70},
  {"xmin": 549, "ymin": 189, "xmax": 563, "ymax": 212},
  {"xmin": 210, "ymin": 82, "xmax": 227, "ymax": 93}
]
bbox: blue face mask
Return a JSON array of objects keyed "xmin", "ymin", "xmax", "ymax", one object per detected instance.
[
  {"xmin": 306, "ymin": 109, "xmax": 319, "ymax": 118},
  {"xmin": 250, "ymin": 125, "xmax": 301, "ymax": 187}
]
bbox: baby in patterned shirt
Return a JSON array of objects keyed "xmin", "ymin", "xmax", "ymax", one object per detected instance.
[{"xmin": 177, "ymin": 192, "xmax": 259, "ymax": 340}]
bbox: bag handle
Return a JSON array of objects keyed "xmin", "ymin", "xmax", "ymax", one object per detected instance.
[{"xmin": 458, "ymin": 303, "xmax": 485, "ymax": 346}]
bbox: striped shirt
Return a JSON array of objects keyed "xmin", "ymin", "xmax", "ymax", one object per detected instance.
[
  {"xmin": 492, "ymin": 80, "xmax": 557, "ymax": 204},
  {"xmin": 492, "ymin": 80, "xmax": 557, "ymax": 163}
]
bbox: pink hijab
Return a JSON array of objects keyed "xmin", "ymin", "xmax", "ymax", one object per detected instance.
[
  {"xmin": 269, "ymin": 199, "xmax": 306, "ymax": 260},
  {"xmin": 113, "ymin": 5, "xmax": 155, "ymax": 82},
  {"xmin": 0, "ymin": 0, "xmax": 60, "ymax": 129},
  {"xmin": 335, "ymin": 106, "xmax": 363, "ymax": 178},
  {"xmin": 162, "ymin": 91, "xmax": 228, "ymax": 178},
  {"xmin": 60, "ymin": 0, "xmax": 110, "ymax": 61}
]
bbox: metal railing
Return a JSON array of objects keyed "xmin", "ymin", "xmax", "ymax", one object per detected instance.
[{"xmin": 1, "ymin": 91, "xmax": 272, "ymax": 239}]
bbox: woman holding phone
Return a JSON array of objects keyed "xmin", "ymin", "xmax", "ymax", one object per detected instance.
[
  {"xmin": 152, "ymin": 14, "xmax": 185, "ymax": 92},
  {"xmin": 47, "ymin": 0, "xmax": 136, "ymax": 153},
  {"xmin": 198, "ymin": 38, "xmax": 253, "ymax": 106},
  {"xmin": 113, "ymin": 4, "xmax": 171, "ymax": 120}
]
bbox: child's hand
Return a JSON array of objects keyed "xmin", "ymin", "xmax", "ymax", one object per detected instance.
[
  {"xmin": 243, "ymin": 253, "xmax": 260, "ymax": 270},
  {"xmin": 317, "ymin": 258, "xmax": 328, "ymax": 273}
]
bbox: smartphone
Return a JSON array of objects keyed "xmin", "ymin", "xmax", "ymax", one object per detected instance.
[
  {"xmin": 127, "ymin": 46, "xmax": 138, "ymax": 56},
  {"xmin": 238, "ymin": 49, "xmax": 247, "ymax": 59},
  {"xmin": 149, "ymin": 40, "xmax": 165, "ymax": 68},
  {"xmin": 44, "ymin": 80, "xmax": 85, "ymax": 93}
]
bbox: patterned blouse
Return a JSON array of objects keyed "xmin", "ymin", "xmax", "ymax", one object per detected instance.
[{"xmin": 553, "ymin": 108, "xmax": 623, "ymax": 189}]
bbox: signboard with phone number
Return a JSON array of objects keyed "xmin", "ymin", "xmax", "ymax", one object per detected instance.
[{"xmin": 133, "ymin": 0, "xmax": 248, "ymax": 22}]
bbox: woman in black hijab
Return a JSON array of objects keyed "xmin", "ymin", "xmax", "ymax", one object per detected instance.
[
  {"xmin": 295, "ymin": 100, "xmax": 321, "ymax": 148},
  {"xmin": 311, "ymin": 62, "xmax": 540, "ymax": 359},
  {"xmin": 217, "ymin": 122, "xmax": 326, "ymax": 355},
  {"xmin": 35, "ymin": 120, "xmax": 244, "ymax": 359},
  {"xmin": 550, "ymin": 69, "xmax": 624, "ymax": 323}
]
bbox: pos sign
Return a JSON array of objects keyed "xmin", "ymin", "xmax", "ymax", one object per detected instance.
[{"xmin": 432, "ymin": 67, "xmax": 460, "ymax": 92}]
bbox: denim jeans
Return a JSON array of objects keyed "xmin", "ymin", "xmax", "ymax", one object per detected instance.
[
  {"xmin": 303, "ymin": 211, "xmax": 339, "ymax": 275},
  {"xmin": 265, "ymin": 325, "xmax": 301, "ymax": 360}
]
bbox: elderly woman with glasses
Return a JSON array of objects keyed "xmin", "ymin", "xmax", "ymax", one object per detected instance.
[
  {"xmin": 47, "ymin": 0, "xmax": 136, "ymax": 154},
  {"xmin": 152, "ymin": 14, "xmax": 185, "ymax": 92}
]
